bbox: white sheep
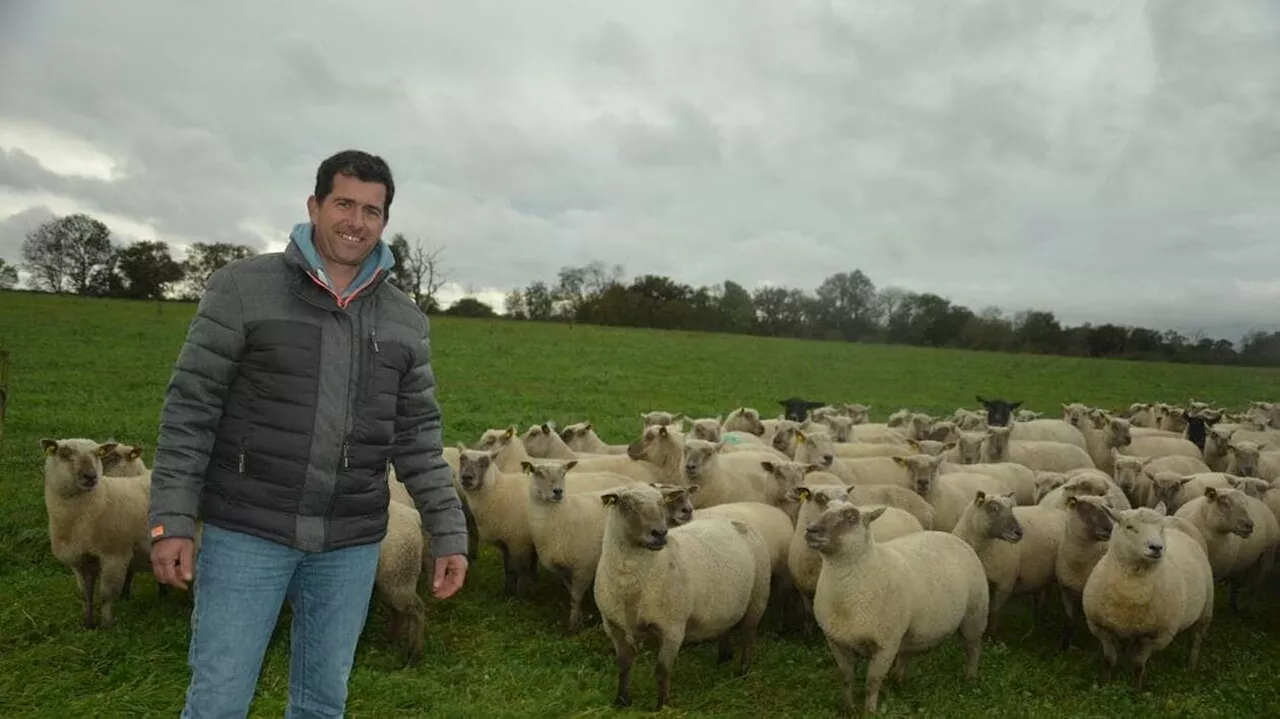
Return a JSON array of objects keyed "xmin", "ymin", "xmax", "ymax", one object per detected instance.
[
  {"xmin": 722, "ymin": 406, "xmax": 767, "ymax": 436},
  {"xmin": 983, "ymin": 426, "xmax": 1097, "ymax": 473},
  {"xmin": 97, "ymin": 441, "xmax": 148, "ymax": 477},
  {"xmin": 593, "ymin": 484, "xmax": 772, "ymax": 710},
  {"xmin": 1081, "ymin": 503, "xmax": 1214, "ymax": 690},
  {"xmin": 375, "ymin": 500, "xmax": 428, "ymax": 664},
  {"xmin": 1225, "ymin": 440, "xmax": 1280, "ymax": 481},
  {"xmin": 1147, "ymin": 471, "xmax": 1235, "ymax": 512},
  {"xmin": 479, "ymin": 425, "xmax": 662, "ymax": 484},
  {"xmin": 1173, "ymin": 486, "xmax": 1279, "ymax": 613},
  {"xmin": 805, "ymin": 501, "xmax": 989, "ymax": 716},
  {"xmin": 559, "ymin": 421, "xmax": 629, "ymax": 455},
  {"xmin": 1009, "ymin": 418, "xmax": 1089, "ymax": 450},
  {"xmin": 1055, "ymin": 494, "xmax": 1116, "ymax": 651},
  {"xmin": 41, "ymin": 438, "xmax": 154, "ymax": 629},
  {"xmin": 455, "ymin": 446, "xmax": 537, "ymax": 597},
  {"xmin": 891, "ymin": 454, "xmax": 1005, "ymax": 532},
  {"xmin": 952, "ymin": 491, "xmax": 1066, "ymax": 635},
  {"xmin": 521, "ymin": 459, "xmax": 637, "ymax": 633}
]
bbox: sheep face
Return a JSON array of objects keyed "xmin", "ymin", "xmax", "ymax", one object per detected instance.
[
  {"xmin": 653, "ymin": 483, "xmax": 698, "ymax": 526},
  {"xmin": 456, "ymin": 448, "xmax": 497, "ymax": 491},
  {"xmin": 907, "ymin": 413, "xmax": 934, "ymax": 440},
  {"xmin": 641, "ymin": 411, "xmax": 680, "ymax": 428},
  {"xmin": 681, "ymin": 439, "xmax": 723, "ymax": 481},
  {"xmin": 1204, "ymin": 427, "xmax": 1235, "ymax": 462},
  {"xmin": 1101, "ymin": 504, "xmax": 1169, "ymax": 565},
  {"xmin": 1061, "ymin": 474, "xmax": 1112, "ymax": 502},
  {"xmin": 1226, "ymin": 475, "xmax": 1272, "ymax": 499},
  {"xmin": 521, "ymin": 459, "xmax": 577, "ymax": 503},
  {"xmin": 476, "ymin": 426, "xmax": 517, "ymax": 453},
  {"xmin": 1106, "ymin": 418, "xmax": 1133, "ymax": 448},
  {"xmin": 601, "ymin": 485, "xmax": 670, "ymax": 550},
  {"xmin": 627, "ymin": 424, "xmax": 682, "ymax": 465},
  {"xmin": 1033, "ymin": 472, "xmax": 1068, "ymax": 503},
  {"xmin": 1227, "ymin": 442, "xmax": 1263, "ymax": 477},
  {"xmin": 1016, "ymin": 409, "xmax": 1045, "ymax": 423},
  {"xmin": 983, "ymin": 426, "xmax": 1012, "ymax": 458},
  {"xmin": 761, "ymin": 460, "xmax": 820, "ymax": 497},
  {"xmin": 521, "ymin": 423, "xmax": 559, "ymax": 456},
  {"xmin": 843, "ymin": 404, "xmax": 871, "ymax": 425},
  {"xmin": 771, "ymin": 421, "xmax": 800, "ymax": 455},
  {"xmin": 777, "ymin": 397, "xmax": 826, "ymax": 423},
  {"xmin": 820, "ymin": 415, "xmax": 855, "ymax": 442},
  {"xmin": 1061, "ymin": 403, "xmax": 1091, "ymax": 429},
  {"xmin": 1111, "ymin": 454, "xmax": 1149, "ymax": 497},
  {"xmin": 952, "ymin": 409, "xmax": 986, "ymax": 431},
  {"xmin": 1147, "ymin": 472, "xmax": 1194, "ymax": 510},
  {"xmin": 1066, "ymin": 495, "xmax": 1115, "ymax": 542},
  {"xmin": 907, "ymin": 439, "xmax": 954, "ymax": 457},
  {"xmin": 41, "ymin": 438, "xmax": 108, "ymax": 497},
  {"xmin": 97, "ymin": 441, "xmax": 146, "ymax": 476},
  {"xmin": 689, "ymin": 418, "xmax": 722, "ymax": 442},
  {"xmin": 886, "ymin": 409, "xmax": 912, "ymax": 428},
  {"xmin": 971, "ymin": 491, "xmax": 1024, "ymax": 542},
  {"xmin": 559, "ymin": 422, "xmax": 592, "ymax": 444},
  {"xmin": 725, "ymin": 407, "xmax": 765, "ymax": 435},
  {"xmin": 1203, "ymin": 487, "xmax": 1255, "ymax": 538},
  {"xmin": 794, "ymin": 430, "xmax": 835, "ymax": 468},
  {"xmin": 803, "ymin": 501, "xmax": 887, "ymax": 555},
  {"xmin": 954, "ymin": 431, "xmax": 985, "ymax": 464},
  {"xmin": 789, "ymin": 484, "xmax": 852, "ymax": 520},
  {"xmin": 927, "ymin": 420, "xmax": 958, "ymax": 443},
  {"xmin": 976, "ymin": 396, "xmax": 1021, "ymax": 427},
  {"xmin": 893, "ymin": 454, "xmax": 944, "ymax": 495}
]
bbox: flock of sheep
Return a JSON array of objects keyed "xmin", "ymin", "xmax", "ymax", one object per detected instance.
[{"xmin": 37, "ymin": 396, "xmax": 1280, "ymax": 714}]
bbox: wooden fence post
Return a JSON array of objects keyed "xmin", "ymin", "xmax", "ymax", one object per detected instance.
[{"xmin": 0, "ymin": 350, "xmax": 8, "ymax": 446}]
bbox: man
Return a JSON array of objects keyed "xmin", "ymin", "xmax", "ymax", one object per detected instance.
[{"xmin": 148, "ymin": 149, "xmax": 469, "ymax": 719}]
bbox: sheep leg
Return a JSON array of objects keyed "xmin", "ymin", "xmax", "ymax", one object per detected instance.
[
  {"xmin": 986, "ymin": 583, "xmax": 1013, "ymax": 638},
  {"xmin": 120, "ymin": 564, "xmax": 134, "ymax": 600},
  {"xmin": 565, "ymin": 570, "xmax": 593, "ymax": 635},
  {"xmin": 1228, "ymin": 578, "xmax": 1242, "ymax": 614},
  {"xmin": 890, "ymin": 656, "xmax": 908, "ymax": 684},
  {"xmin": 496, "ymin": 543, "xmax": 517, "ymax": 595},
  {"xmin": 1057, "ymin": 588, "xmax": 1080, "ymax": 652},
  {"xmin": 96, "ymin": 555, "xmax": 131, "ymax": 629},
  {"xmin": 1187, "ymin": 617, "xmax": 1209, "ymax": 672},
  {"xmin": 1091, "ymin": 625, "xmax": 1119, "ymax": 682},
  {"xmin": 861, "ymin": 644, "xmax": 899, "ymax": 716},
  {"xmin": 73, "ymin": 561, "xmax": 99, "ymax": 629},
  {"xmin": 461, "ymin": 500, "xmax": 480, "ymax": 561},
  {"xmin": 602, "ymin": 618, "xmax": 634, "ymax": 707},
  {"xmin": 824, "ymin": 638, "xmax": 860, "ymax": 717},
  {"xmin": 654, "ymin": 627, "xmax": 685, "ymax": 711},
  {"xmin": 717, "ymin": 633, "xmax": 734, "ymax": 664}
]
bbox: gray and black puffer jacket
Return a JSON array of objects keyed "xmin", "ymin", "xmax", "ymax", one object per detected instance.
[{"xmin": 147, "ymin": 229, "xmax": 468, "ymax": 558}]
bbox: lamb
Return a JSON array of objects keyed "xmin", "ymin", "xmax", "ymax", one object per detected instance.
[
  {"xmin": 1173, "ymin": 486, "xmax": 1279, "ymax": 613},
  {"xmin": 892, "ymin": 454, "xmax": 1005, "ymax": 532},
  {"xmin": 558, "ymin": 422, "xmax": 629, "ymax": 455},
  {"xmin": 97, "ymin": 441, "xmax": 148, "ymax": 476},
  {"xmin": 952, "ymin": 491, "xmax": 1066, "ymax": 636},
  {"xmin": 40, "ymin": 438, "xmax": 155, "ymax": 629},
  {"xmin": 722, "ymin": 406, "xmax": 767, "ymax": 436},
  {"xmin": 1107, "ymin": 417, "xmax": 1205, "ymax": 463},
  {"xmin": 785, "ymin": 484, "xmax": 925, "ymax": 621},
  {"xmin": 805, "ymin": 500, "xmax": 989, "ymax": 716},
  {"xmin": 1055, "ymin": 495, "xmax": 1116, "ymax": 651},
  {"xmin": 983, "ymin": 426, "xmax": 1097, "ymax": 473},
  {"xmin": 521, "ymin": 459, "xmax": 637, "ymax": 633},
  {"xmin": 1081, "ymin": 503, "xmax": 1214, "ymax": 690},
  {"xmin": 375, "ymin": 500, "xmax": 428, "ymax": 664},
  {"xmin": 680, "ymin": 438, "xmax": 790, "ymax": 507},
  {"xmin": 593, "ymin": 484, "xmax": 772, "ymax": 710},
  {"xmin": 455, "ymin": 447, "xmax": 538, "ymax": 597}
]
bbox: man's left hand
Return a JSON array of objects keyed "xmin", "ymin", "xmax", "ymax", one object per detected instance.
[{"xmin": 432, "ymin": 553, "xmax": 468, "ymax": 599}]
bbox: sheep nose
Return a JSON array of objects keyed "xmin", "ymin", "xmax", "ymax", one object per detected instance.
[
  {"xmin": 649, "ymin": 528, "xmax": 667, "ymax": 541},
  {"xmin": 80, "ymin": 471, "xmax": 97, "ymax": 483},
  {"xmin": 552, "ymin": 488, "xmax": 563, "ymax": 500},
  {"xmin": 823, "ymin": 454, "xmax": 834, "ymax": 464},
  {"xmin": 1147, "ymin": 543, "xmax": 1163, "ymax": 556}
]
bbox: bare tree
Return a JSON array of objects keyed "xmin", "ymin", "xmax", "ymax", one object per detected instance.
[{"xmin": 401, "ymin": 240, "xmax": 448, "ymax": 312}]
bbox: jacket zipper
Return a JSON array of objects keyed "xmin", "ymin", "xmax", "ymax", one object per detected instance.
[
  {"xmin": 238, "ymin": 448, "xmax": 245, "ymax": 473},
  {"xmin": 342, "ymin": 441, "xmax": 350, "ymax": 469}
]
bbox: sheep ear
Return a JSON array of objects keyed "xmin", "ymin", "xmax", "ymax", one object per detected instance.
[
  {"xmin": 760, "ymin": 461, "xmax": 776, "ymax": 473},
  {"xmin": 794, "ymin": 486, "xmax": 812, "ymax": 503},
  {"xmin": 973, "ymin": 490, "xmax": 987, "ymax": 506},
  {"xmin": 128, "ymin": 445, "xmax": 144, "ymax": 460},
  {"xmin": 804, "ymin": 463, "xmax": 824, "ymax": 473},
  {"xmin": 503, "ymin": 426, "xmax": 515, "ymax": 438},
  {"xmin": 601, "ymin": 493, "xmax": 619, "ymax": 506},
  {"xmin": 519, "ymin": 461, "xmax": 535, "ymax": 474},
  {"xmin": 564, "ymin": 460, "xmax": 578, "ymax": 471},
  {"xmin": 1065, "ymin": 495, "xmax": 1078, "ymax": 509},
  {"xmin": 1152, "ymin": 501, "xmax": 1167, "ymax": 516},
  {"xmin": 794, "ymin": 430, "xmax": 806, "ymax": 443},
  {"xmin": 96, "ymin": 442, "xmax": 117, "ymax": 458},
  {"xmin": 41, "ymin": 438, "xmax": 58, "ymax": 455},
  {"xmin": 1204, "ymin": 487, "xmax": 1218, "ymax": 500},
  {"xmin": 686, "ymin": 484, "xmax": 700, "ymax": 495},
  {"xmin": 906, "ymin": 439, "xmax": 920, "ymax": 450},
  {"xmin": 863, "ymin": 505, "xmax": 887, "ymax": 524},
  {"xmin": 891, "ymin": 456, "xmax": 908, "ymax": 467},
  {"xmin": 1003, "ymin": 491, "xmax": 1018, "ymax": 500},
  {"xmin": 943, "ymin": 441, "xmax": 957, "ymax": 451}
]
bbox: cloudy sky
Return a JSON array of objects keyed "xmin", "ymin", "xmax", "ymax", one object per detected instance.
[{"xmin": 1, "ymin": 1, "xmax": 1278, "ymax": 340}]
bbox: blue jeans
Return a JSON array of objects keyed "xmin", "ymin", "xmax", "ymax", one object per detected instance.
[{"xmin": 179, "ymin": 523, "xmax": 381, "ymax": 719}]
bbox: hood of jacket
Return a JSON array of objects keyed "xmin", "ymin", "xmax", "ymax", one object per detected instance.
[{"xmin": 286, "ymin": 221, "xmax": 395, "ymax": 300}]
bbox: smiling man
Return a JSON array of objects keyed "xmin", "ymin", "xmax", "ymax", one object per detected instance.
[{"xmin": 147, "ymin": 149, "xmax": 470, "ymax": 718}]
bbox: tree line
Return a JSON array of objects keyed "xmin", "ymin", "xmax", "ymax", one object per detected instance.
[{"xmin": 5, "ymin": 212, "xmax": 1278, "ymax": 368}]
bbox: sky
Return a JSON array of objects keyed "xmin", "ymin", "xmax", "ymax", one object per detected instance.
[{"xmin": 1, "ymin": 0, "xmax": 1278, "ymax": 341}]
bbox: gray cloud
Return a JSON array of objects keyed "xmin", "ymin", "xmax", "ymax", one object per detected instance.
[{"xmin": 1, "ymin": 0, "xmax": 1278, "ymax": 340}]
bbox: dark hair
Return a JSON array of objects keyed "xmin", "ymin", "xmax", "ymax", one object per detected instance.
[{"xmin": 313, "ymin": 149, "xmax": 396, "ymax": 221}]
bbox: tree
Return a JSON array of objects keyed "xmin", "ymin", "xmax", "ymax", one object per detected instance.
[
  {"xmin": 0, "ymin": 259, "xmax": 18, "ymax": 290},
  {"xmin": 815, "ymin": 270, "xmax": 879, "ymax": 340},
  {"xmin": 21, "ymin": 213, "xmax": 115, "ymax": 294},
  {"xmin": 179, "ymin": 242, "xmax": 257, "ymax": 299},
  {"xmin": 397, "ymin": 239, "xmax": 448, "ymax": 313},
  {"xmin": 521, "ymin": 280, "xmax": 555, "ymax": 321},
  {"xmin": 116, "ymin": 241, "xmax": 186, "ymax": 299},
  {"xmin": 443, "ymin": 297, "xmax": 495, "ymax": 318}
]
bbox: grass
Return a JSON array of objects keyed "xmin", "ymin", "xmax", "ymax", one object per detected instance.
[{"xmin": 2, "ymin": 288, "xmax": 1280, "ymax": 718}]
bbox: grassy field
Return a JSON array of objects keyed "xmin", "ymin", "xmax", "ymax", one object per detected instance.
[{"xmin": 2, "ymin": 288, "xmax": 1279, "ymax": 718}]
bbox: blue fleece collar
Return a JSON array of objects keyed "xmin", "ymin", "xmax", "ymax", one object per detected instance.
[{"xmin": 289, "ymin": 222, "xmax": 395, "ymax": 299}]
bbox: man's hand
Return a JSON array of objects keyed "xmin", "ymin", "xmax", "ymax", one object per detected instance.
[
  {"xmin": 151, "ymin": 537, "xmax": 196, "ymax": 590},
  {"xmin": 431, "ymin": 553, "xmax": 468, "ymax": 599}
]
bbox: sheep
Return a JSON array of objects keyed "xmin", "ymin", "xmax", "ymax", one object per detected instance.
[
  {"xmin": 1106, "ymin": 417, "xmax": 1205, "ymax": 462},
  {"xmin": 521, "ymin": 459, "xmax": 637, "ymax": 633},
  {"xmin": 559, "ymin": 422, "xmax": 629, "ymax": 455},
  {"xmin": 785, "ymin": 484, "xmax": 925, "ymax": 621},
  {"xmin": 1033, "ymin": 472, "xmax": 1069, "ymax": 504},
  {"xmin": 522, "ymin": 422, "xmax": 618, "ymax": 459},
  {"xmin": 1055, "ymin": 494, "xmax": 1120, "ymax": 651},
  {"xmin": 688, "ymin": 417, "xmax": 778, "ymax": 454},
  {"xmin": 455, "ymin": 447, "xmax": 538, "ymax": 597},
  {"xmin": 805, "ymin": 501, "xmax": 989, "ymax": 716},
  {"xmin": 1225, "ymin": 440, "xmax": 1280, "ymax": 481},
  {"xmin": 1147, "ymin": 471, "xmax": 1235, "ymax": 512},
  {"xmin": 375, "ymin": 500, "xmax": 428, "ymax": 664},
  {"xmin": 594, "ymin": 484, "xmax": 772, "ymax": 710},
  {"xmin": 892, "ymin": 454, "xmax": 1005, "ymax": 532},
  {"xmin": 641, "ymin": 410, "xmax": 685, "ymax": 428},
  {"xmin": 779, "ymin": 397, "xmax": 827, "ymax": 422},
  {"xmin": 1038, "ymin": 471, "xmax": 1131, "ymax": 511},
  {"xmin": 97, "ymin": 441, "xmax": 148, "ymax": 476},
  {"xmin": 952, "ymin": 491, "xmax": 1066, "ymax": 636},
  {"xmin": 793, "ymin": 430, "xmax": 912, "ymax": 488},
  {"xmin": 1015, "ymin": 409, "xmax": 1044, "ymax": 423},
  {"xmin": 1173, "ymin": 486, "xmax": 1279, "ymax": 613},
  {"xmin": 480, "ymin": 425, "xmax": 663, "ymax": 484},
  {"xmin": 939, "ymin": 459, "xmax": 1037, "ymax": 506},
  {"xmin": 679, "ymin": 438, "xmax": 788, "ymax": 507},
  {"xmin": 983, "ymin": 426, "xmax": 1097, "ymax": 473},
  {"xmin": 40, "ymin": 438, "xmax": 154, "ymax": 629},
  {"xmin": 722, "ymin": 406, "xmax": 767, "ymax": 436},
  {"xmin": 1081, "ymin": 503, "xmax": 1214, "ymax": 690},
  {"xmin": 1010, "ymin": 418, "xmax": 1090, "ymax": 450}
]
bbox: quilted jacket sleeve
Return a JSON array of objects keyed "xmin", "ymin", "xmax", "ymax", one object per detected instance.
[
  {"xmin": 148, "ymin": 266, "xmax": 246, "ymax": 542},
  {"xmin": 392, "ymin": 316, "xmax": 469, "ymax": 560}
]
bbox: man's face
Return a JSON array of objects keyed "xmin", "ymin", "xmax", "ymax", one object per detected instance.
[{"xmin": 306, "ymin": 172, "xmax": 388, "ymax": 269}]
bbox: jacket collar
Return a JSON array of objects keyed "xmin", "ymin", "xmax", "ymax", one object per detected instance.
[{"xmin": 284, "ymin": 222, "xmax": 395, "ymax": 310}]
